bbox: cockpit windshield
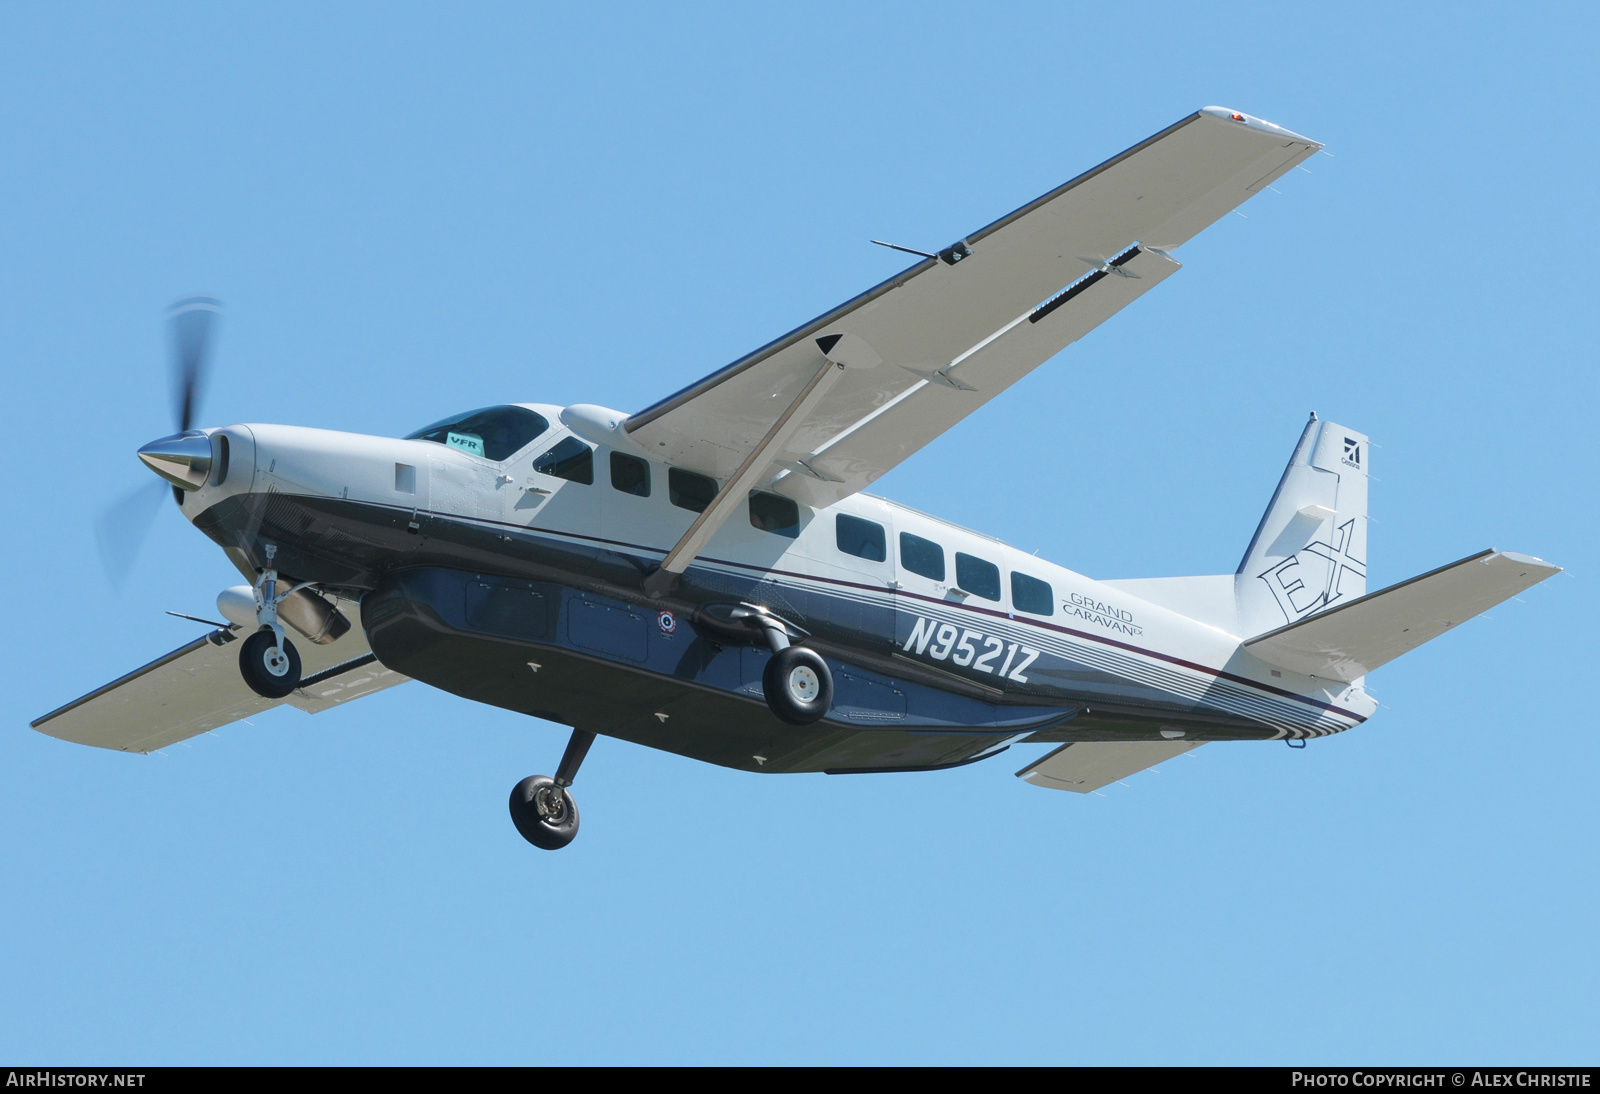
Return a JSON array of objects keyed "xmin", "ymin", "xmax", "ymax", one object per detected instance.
[{"xmin": 404, "ymin": 405, "xmax": 550, "ymax": 462}]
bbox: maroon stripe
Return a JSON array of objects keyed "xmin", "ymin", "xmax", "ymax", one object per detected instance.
[
  {"xmin": 488, "ymin": 518, "xmax": 1362, "ymax": 722},
  {"xmin": 371, "ymin": 501, "xmax": 1363, "ymax": 722}
]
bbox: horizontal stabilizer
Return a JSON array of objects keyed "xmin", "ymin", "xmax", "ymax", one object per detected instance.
[
  {"xmin": 1243, "ymin": 550, "xmax": 1560, "ymax": 682},
  {"xmin": 1016, "ymin": 740, "xmax": 1202, "ymax": 793}
]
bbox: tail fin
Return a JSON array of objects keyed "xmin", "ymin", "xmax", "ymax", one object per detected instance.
[{"xmin": 1236, "ymin": 414, "xmax": 1369, "ymax": 637}]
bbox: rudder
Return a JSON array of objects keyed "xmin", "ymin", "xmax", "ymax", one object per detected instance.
[{"xmin": 1236, "ymin": 414, "xmax": 1369, "ymax": 637}]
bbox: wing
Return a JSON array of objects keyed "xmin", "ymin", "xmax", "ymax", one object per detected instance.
[
  {"xmin": 30, "ymin": 609, "xmax": 407, "ymax": 754},
  {"xmin": 625, "ymin": 106, "xmax": 1321, "ymax": 509},
  {"xmin": 1243, "ymin": 550, "xmax": 1561, "ymax": 682},
  {"xmin": 1016, "ymin": 740, "xmax": 1203, "ymax": 793}
]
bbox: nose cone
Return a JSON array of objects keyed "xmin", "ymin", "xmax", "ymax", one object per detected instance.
[{"xmin": 137, "ymin": 431, "xmax": 213, "ymax": 490}]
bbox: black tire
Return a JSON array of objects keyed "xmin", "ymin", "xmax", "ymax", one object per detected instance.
[
  {"xmin": 239, "ymin": 628, "xmax": 302, "ymax": 699},
  {"xmin": 761, "ymin": 645, "xmax": 833, "ymax": 726},
  {"xmin": 509, "ymin": 775, "xmax": 580, "ymax": 850}
]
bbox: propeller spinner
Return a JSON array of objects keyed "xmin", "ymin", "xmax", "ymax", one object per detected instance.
[{"xmin": 136, "ymin": 431, "xmax": 213, "ymax": 490}]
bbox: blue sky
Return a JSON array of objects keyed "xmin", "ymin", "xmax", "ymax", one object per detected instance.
[{"xmin": 2, "ymin": 2, "xmax": 1595, "ymax": 1064}]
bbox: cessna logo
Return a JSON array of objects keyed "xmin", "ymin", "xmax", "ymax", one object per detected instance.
[
  {"xmin": 902, "ymin": 616, "xmax": 1039, "ymax": 683},
  {"xmin": 1342, "ymin": 436, "xmax": 1362, "ymax": 468}
]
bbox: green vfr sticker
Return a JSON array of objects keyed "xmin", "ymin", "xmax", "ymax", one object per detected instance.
[{"xmin": 446, "ymin": 432, "xmax": 485, "ymax": 457}]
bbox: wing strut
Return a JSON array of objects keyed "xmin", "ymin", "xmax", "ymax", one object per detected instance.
[{"xmin": 643, "ymin": 353, "xmax": 846, "ymax": 597}]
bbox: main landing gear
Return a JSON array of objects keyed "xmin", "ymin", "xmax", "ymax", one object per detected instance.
[
  {"xmin": 748, "ymin": 609, "xmax": 832, "ymax": 726},
  {"xmin": 510, "ymin": 728, "xmax": 596, "ymax": 850},
  {"xmin": 693, "ymin": 602, "xmax": 835, "ymax": 726},
  {"xmin": 238, "ymin": 554, "xmax": 304, "ymax": 699},
  {"xmin": 763, "ymin": 645, "xmax": 832, "ymax": 725}
]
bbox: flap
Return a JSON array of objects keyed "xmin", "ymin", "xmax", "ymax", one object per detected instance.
[
  {"xmin": 774, "ymin": 246, "xmax": 1182, "ymax": 508},
  {"xmin": 624, "ymin": 108, "xmax": 1320, "ymax": 508},
  {"xmin": 30, "ymin": 612, "xmax": 407, "ymax": 753},
  {"xmin": 1243, "ymin": 550, "xmax": 1561, "ymax": 682},
  {"xmin": 1017, "ymin": 740, "xmax": 1202, "ymax": 792}
]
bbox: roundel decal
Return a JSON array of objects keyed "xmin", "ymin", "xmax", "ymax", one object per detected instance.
[{"xmin": 657, "ymin": 611, "xmax": 677, "ymax": 635}]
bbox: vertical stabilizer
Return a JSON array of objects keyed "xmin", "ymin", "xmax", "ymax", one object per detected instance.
[{"xmin": 1236, "ymin": 415, "xmax": 1369, "ymax": 637}]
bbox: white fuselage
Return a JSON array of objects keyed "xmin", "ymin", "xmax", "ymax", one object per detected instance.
[{"xmin": 182, "ymin": 404, "xmax": 1377, "ymax": 740}]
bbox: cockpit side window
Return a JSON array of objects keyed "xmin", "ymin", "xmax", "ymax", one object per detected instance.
[
  {"xmin": 405, "ymin": 406, "xmax": 550, "ymax": 462},
  {"xmin": 532, "ymin": 437, "xmax": 594, "ymax": 484}
]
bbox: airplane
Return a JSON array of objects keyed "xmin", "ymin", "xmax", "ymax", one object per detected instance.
[{"xmin": 32, "ymin": 107, "xmax": 1560, "ymax": 851}]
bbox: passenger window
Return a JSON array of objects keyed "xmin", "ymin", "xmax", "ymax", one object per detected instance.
[
  {"xmin": 836, "ymin": 514, "xmax": 886, "ymax": 562},
  {"xmin": 749, "ymin": 492, "xmax": 800, "ymax": 538},
  {"xmin": 610, "ymin": 452, "xmax": 650, "ymax": 497},
  {"xmin": 668, "ymin": 468, "xmax": 718, "ymax": 513},
  {"xmin": 1011, "ymin": 572, "xmax": 1054, "ymax": 615},
  {"xmin": 899, "ymin": 532, "xmax": 945, "ymax": 582},
  {"xmin": 532, "ymin": 437, "xmax": 594, "ymax": 484},
  {"xmin": 955, "ymin": 553, "xmax": 1001, "ymax": 601}
]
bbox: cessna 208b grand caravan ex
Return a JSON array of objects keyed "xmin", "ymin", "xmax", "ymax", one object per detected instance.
[{"xmin": 34, "ymin": 107, "xmax": 1559, "ymax": 850}]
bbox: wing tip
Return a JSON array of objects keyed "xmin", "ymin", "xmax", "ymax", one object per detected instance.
[
  {"xmin": 1198, "ymin": 106, "xmax": 1321, "ymax": 148},
  {"xmin": 1493, "ymin": 549, "xmax": 1561, "ymax": 574}
]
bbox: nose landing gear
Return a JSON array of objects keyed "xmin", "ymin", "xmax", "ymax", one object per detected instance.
[
  {"xmin": 238, "ymin": 553, "xmax": 305, "ymax": 699},
  {"xmin": 510, "ymin": 728, "xmax": 596, "ymax": 850},
  {"xmin": 239, "ymin": 627, "xmax": 302, "ymax": 699}
]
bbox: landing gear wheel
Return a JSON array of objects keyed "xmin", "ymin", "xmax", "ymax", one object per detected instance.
[
  {"xmin": 239, "ymin": 628, "xmax": 302, "ymax": 699},
  {"xmin": 762, "ymin": 645, "xmax": 834, "ymax": 726},
  {"xmin": 509, "ymin": 775, "xmax": 580, "ymax": 850}
]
